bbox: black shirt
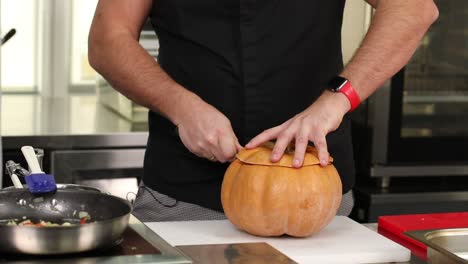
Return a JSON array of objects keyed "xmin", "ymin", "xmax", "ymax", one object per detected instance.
[{"xmin": 145, "ymin": 0, "xmax": 355, "ymax": 211}]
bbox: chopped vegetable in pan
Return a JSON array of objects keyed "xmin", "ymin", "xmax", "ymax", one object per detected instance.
[
  {"xmin": 6, "ymin": 220, "xmax": 72, "ymax": 227},
  {"xmin": 2, "ymin": 211, "xmax": 91, "ymax": 227}
]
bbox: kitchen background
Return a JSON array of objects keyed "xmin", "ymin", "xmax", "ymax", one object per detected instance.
[{"xmin": 0, "ymin": 1, "xmax": 467, "ymax": 223}]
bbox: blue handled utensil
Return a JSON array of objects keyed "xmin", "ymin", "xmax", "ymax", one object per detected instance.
[{"xmin": 21, "ymin": 146, "xmax": 57, "ymax": 194}]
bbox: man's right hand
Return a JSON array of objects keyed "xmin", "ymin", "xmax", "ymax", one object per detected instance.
[
  {"xmin": 89, "ymin": 0, "xmax": 241, "ymax": 163},
  {"xmin": 89, "ymin": 0, "xmax": 241, "ymax": 162},
  {"xmin": 175, "ymin": 95, "xmax": 242, "ymax": 163}
]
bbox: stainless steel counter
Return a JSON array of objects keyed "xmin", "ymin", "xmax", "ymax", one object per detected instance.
[
  {"xmin": 1, "ymin": 94, "xmax": 148, "ymax": 193},
  {"xmin": 0, "ymin": 219, "xmax": 429, "ymax": 264},
  {"xmin": 1, "ymin": 94, "xmax": 148, "ymax": 149},
  {"xmin": 3, "ymin": 133, "xmax": 147, "ymax": 149}
]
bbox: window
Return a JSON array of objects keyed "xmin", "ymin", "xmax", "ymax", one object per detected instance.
[
  {"xmin": 70, "ymin": 0, "xmax": 99, "ymax": 89},
  {"xmin": 1, "ymin": 0, "xmax": 41, "ymax": 93},
  {"xmin": 1, "ymin": 0, "xmax": 99, "ymax": 94}
]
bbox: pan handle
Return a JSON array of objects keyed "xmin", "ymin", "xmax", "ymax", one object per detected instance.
[{"xmin": 21, "ymin": 146, "xmax": 43, "ymax": 174}]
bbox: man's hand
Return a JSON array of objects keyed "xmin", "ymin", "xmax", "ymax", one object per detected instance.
[
  {"xmin": 89, "ymin": 0, "xmax": 241, "ymax": 163},
  {"xmin": 176, "ymin": 95, "xmax": 242, "ymax": 163},
  {"xmin": 246, "ymin": 91, "xmax": 350, "ymax": 168}
]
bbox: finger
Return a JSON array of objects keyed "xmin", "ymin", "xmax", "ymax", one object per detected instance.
[
  {"xmin": 235, "ymin": 139, "xmax": 243, "ymax": 152},
  {"xmin": 236, "ymin": 142, "xmax": 243, "ymax": 152},
  {"xmin": 201, "ymin": 145, "xmax": 218, "ymax": 162},
  {"xmin": 292, "ymin": 128, "xmax": 310, "ymax": 168},
  {"xmin": 188, "ymin": 137, "xmax": 214, "ymax": 161},
  {"xmin": 184, "ymin": 140, "xmax": 209, "ymax": 160},
  {"xmin": 209, "ymin": 149, "xmax": 225, "ymax": 162},
  {"xmin": 312, "ymin": 134, "xmax": 329, "ymax": 166},
  {"xmin": 271, "ymin": 129, "xmax": 295, "ymax": 162},
  {"xmin": 230, "ymin": 143, "xmax": 242, "ymax": 162},
  {"xmin": 245, "ymin": 125, "xmax": 284, "ymax": 149},
  {"xmin": 226, "ymin": 138, "xmax": 243, "ymax": 163},
  {"xmin": 203, "ymin": 138, "xmax": 223, "ymax": 162},
  {"xmin": 229, "ymin": 130, "xmax": 243, "ymax": 152},
  {"xmin": 193, "ymin": 150, "xmax": 209, "ymax": 159},
  {"xmin": 218, "ymin": 134, "xmax": 238, "ymax": 163}
]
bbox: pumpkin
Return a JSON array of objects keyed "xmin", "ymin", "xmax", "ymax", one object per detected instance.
[{"xmin": 221, "ymin": 142, "xmax": 342, "ymax": 237}]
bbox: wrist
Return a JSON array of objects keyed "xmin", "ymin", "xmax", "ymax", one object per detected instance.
[
  {"xmin": 327, "ymin": 75, "xmax": 361, "ymax": 112},
  {"xmin": 322, "ymin": 90, "xmax": 351, "ymax": 116},
  {"xmin": 162, "ymin": 86, "xmax": 202, "ymax": 126}
]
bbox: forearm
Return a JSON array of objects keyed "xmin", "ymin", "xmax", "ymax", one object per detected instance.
[
  {"xmin": 89, "ymin": 30, "xmax": 199, "ymax": 126},
  {"xmin": 341, "ymin": 0, "xmax": 439, "ymax": 101}
]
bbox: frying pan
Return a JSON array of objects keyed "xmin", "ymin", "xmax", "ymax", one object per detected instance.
[{"xmin": 0, "ymin": 185, "xmax": 132, "ymax": 255}]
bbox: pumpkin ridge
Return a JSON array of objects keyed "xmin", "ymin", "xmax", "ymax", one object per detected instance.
[
  {"xmin": 222, "ymin": 160, "xmax": 243, "ymax": 229},
  {"xmin": 285, "ymin": 172, "xmax": 293, "ymax": 236},
  {"xmin": 260, "ymin": 169, "xmax": 268, "ymax": 235},
  {"xmin": 233, "ymin": 164, "xmax": 248, "ymax": 232}
]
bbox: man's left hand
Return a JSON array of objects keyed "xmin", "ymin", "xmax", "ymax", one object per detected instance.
[{"xmin": 246, "ymin": 91, "xmax": 350, "ymax": 168}]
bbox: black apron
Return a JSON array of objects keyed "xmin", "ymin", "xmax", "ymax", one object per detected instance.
[{"xmin": 144, "ymin": 0, "xmax": 355, "ymax": 211}]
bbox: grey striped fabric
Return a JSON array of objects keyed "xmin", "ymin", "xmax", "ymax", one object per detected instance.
[{"xmin": 132, "ymin": 183, "xmax": 354, "ymax": 222}]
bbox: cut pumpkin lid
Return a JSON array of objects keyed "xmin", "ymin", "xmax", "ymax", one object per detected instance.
[{"xmin": 236, "ymin": 142, "xmax": 333, "ymax": 168}]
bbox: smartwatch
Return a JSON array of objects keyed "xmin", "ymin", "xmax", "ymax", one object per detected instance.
[{"xmin": 327, "ymin": 76, "xmax": 360, "ymax": 112}]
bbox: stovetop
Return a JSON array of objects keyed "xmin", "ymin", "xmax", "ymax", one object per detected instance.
[{"xmin": 0, "ymin": 215, "xmax": 191, "ymax": 264}]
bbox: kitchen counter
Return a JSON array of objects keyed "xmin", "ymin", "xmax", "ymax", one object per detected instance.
[
  {"xmin": 354, "ymin": 179, "xmax": 468, "ymax": 223},
  {"xmin": 1, "ymin": 94, "xmax": 148, "ymax": 149},
  {"xmin": 0, "ymin": 94, "xmax": 148, "ymax": 192},
  {"xmin": 175, "ymin": 246, "xmax": 426, "ymax": 264},
  {"xmin": 0, "ymin": 215, "xmax": 426, "ymax": 264}
]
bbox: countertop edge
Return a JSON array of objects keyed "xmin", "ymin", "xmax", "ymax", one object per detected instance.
[{"xmin": 2, "ymin": 133, "xmax": 149, "ymax": 149}]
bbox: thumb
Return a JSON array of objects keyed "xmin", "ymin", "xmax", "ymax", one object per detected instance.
[{"xmin": 236, "ymin": 140, "xmax": 243, "ymax": 152}]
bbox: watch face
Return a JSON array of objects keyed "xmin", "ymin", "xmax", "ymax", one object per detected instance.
[{"xmin": 328, "ymin": 76, "xmax": 348, "ymax": 92}]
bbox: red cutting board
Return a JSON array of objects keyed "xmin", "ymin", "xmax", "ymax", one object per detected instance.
[{"xmin": 378, "ymin": 212, "xmax": 468, "ymax": 260}]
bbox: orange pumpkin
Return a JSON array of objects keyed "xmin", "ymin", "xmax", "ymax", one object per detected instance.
[{"xmin": 221, "ymin": 143, "xmax": 342, "ymax": 237}]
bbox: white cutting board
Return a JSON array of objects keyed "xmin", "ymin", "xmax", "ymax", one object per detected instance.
[{"xmin": 145, "ymin": 216, "xmax": 410, "ymax": 264}]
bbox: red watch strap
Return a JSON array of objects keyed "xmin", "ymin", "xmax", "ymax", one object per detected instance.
[{"xmin": 339, "ymin": 81, "xmax": 360, "ymax": 112}]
